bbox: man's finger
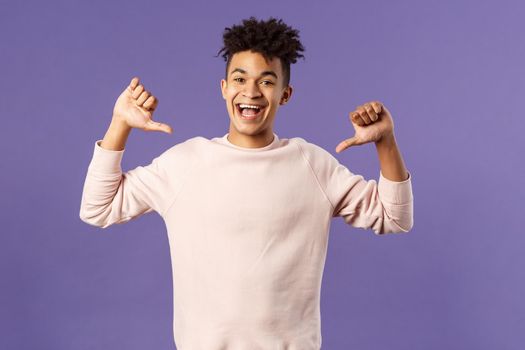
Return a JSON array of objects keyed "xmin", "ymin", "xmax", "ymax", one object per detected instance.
[
  {"xmin": 145, "ymin": 120, "xmax": 173, "ymax": 134},
  {"xmin": 129, "ymin": 77, "xmax": 140, "ymax": 91},
  {"xmin": 143, "ymin": 96, "xmax": 156, "ymax": 110},
  {"xmin": 372, "ymin": 101, "xmax": 382, "ymax": 115},
  {"xmin": 351, "ymin": 112, "xmax": 364, "ymax": 126},
  {"xmin": 365, "ymin": 104, "xmax": 378, "ymax": 122},
  {"xmin": 335, "ymin": 137, "xmax": 358, "ymax": 153},
  {"xmin": 136, "ymin": 90, "xmax": 150, "ymax": 105},
  {"xmin": 358, "ymin": 107, "xmax": 371, "ymax": 124}
]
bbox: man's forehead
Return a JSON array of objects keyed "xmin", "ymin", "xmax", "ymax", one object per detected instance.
[
  {"xmin": 229, "ymin": 51, "xmax": 282, "ymax": 77},
  {"xmin": 229, "ymin": 67, "xmax": 278, "ymax": 79}
]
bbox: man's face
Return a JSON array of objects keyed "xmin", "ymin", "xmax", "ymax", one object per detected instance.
[{"xmin": 221, "ymin": 50, "xmax": 292, "ymax": 144}]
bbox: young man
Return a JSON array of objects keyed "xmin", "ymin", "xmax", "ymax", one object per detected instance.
[{"xmin": 80, "ymin": 16, "xmax": 413, "ymax": 350}]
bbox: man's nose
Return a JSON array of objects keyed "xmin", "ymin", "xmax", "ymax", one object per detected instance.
[{"xmin": 242, "ymin": 81, "xmax": 262, "ymax": 98}]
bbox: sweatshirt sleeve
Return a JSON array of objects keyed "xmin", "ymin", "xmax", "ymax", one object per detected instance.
[
  {"xmin": 79, "ymin": 140, "xmax": 175, "ymax": 228},
  {"xmin": 296, "ymin": 139, "xmax": 414, "ymax": 235}
]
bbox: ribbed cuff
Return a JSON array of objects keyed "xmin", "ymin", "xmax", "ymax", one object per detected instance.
[
  {"xmin": 378, "ymin": 170, "xmax": 413, "ymax": 204},
  {"xmin": 87, "ymin": 140, "xmax": 125, "ymax": 173}
]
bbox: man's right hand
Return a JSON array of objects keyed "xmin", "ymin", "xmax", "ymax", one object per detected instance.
[{"xmin": 112, "ymin": 77, "xmax": 173, "ymax": 134}]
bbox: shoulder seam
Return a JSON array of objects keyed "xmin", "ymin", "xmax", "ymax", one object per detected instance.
[{"xmin": 292, "ymin": 140, "xmax": 335, "ymax": 212}]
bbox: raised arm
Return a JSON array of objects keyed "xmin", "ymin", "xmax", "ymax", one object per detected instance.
[
  {"xmin": 79, "ymin": 77, "xmax": 174, "ymax": 228},
  {"xmin": 331, "ymin": 100, "xmax": 413, "ymax": 234}
]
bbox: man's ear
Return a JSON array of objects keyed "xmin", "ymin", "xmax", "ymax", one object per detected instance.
[
  {"xmin": 280, "ymin": 84, "xmax": 293, "ymax": 105},
  {"xmin": 220, "ymin": 79, "xmax": 227, "ymax": 100}
]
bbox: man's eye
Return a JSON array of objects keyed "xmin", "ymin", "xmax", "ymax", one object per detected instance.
[{"xmin": 233, "ymin": 77, "xmax": 273, "ymax": 85}]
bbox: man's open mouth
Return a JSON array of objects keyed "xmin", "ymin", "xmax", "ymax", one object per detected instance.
[{"xmin": 235, "ymin": 103, "xmax": 266, "ymax": 120}]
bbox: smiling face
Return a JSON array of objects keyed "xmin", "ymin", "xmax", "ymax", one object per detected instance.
[{"xmin": 221, "ymin": 50, "xmax": 293, "ymax": 148}]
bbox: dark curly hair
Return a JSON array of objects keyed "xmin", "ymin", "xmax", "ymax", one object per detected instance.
[{"xmin": 215, "ymin": 16, "xmax": 305, "ymax": 87}]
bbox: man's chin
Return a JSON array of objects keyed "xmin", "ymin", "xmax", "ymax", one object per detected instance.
[
  {"xmin": 231, "ymin": 114, "xmax": 265, "ymax": 127},
  {"xmin": 230, "ymin": 121, "xmax": 267, "ymax": 136}
]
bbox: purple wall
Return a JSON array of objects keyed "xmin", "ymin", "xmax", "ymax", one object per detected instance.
[{"xmin": 1, "ymin": 0, "xmax": 523, "ymax": 349}]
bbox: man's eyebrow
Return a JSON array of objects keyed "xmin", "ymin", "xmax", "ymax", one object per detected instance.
[{"xmin": 230, "ymin": 68, "xmax": 278, "ymax": 79}]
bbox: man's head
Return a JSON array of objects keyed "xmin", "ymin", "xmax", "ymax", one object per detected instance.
[{"xmin": 216, "ymin": 17, "xmax": 305, "ymax": 147}]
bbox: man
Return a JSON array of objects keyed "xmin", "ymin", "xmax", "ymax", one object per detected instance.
[{"xmin": 80, "ymin": 16, "xmax": 413, "ymax": 350}]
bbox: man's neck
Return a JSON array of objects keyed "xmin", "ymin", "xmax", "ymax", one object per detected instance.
[{"xmin": 227, "ymin": 130, "xmax": 275, "ymax": 149}]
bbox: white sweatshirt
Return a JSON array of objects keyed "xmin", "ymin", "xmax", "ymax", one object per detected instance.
[{"xmin": 79, "ymin": 132, "xmax": 414, "ymax": 350}]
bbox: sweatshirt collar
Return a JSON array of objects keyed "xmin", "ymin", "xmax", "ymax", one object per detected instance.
[{"xmin": 218, "ymin": 132, "xmax": 280, "ymax": 152}]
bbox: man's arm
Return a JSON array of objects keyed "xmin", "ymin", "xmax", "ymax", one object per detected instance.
[
  {"xmin": 100, "ymin": 118, "xmax": 132, "ymax": 151},
  {"xmin": 330, "ymin": 101, "xmax": 413, "ymax": 233},
  {"xmin": 79, "ymin": 77, "xmax": 174, "ymax": 228},
  {"xmin": 374, "ymin": 133, "xmax": 409, "ymax": 182}
]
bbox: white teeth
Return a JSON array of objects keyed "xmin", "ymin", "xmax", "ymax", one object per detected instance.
[{"xmin": 239, "ymin": 104, "xmax": 262, "ymax": 109}]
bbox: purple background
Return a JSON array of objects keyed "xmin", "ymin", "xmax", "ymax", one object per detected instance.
[{"xmin": 1, "ymin": 0, "xmax": 523, "ymax": 349}]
